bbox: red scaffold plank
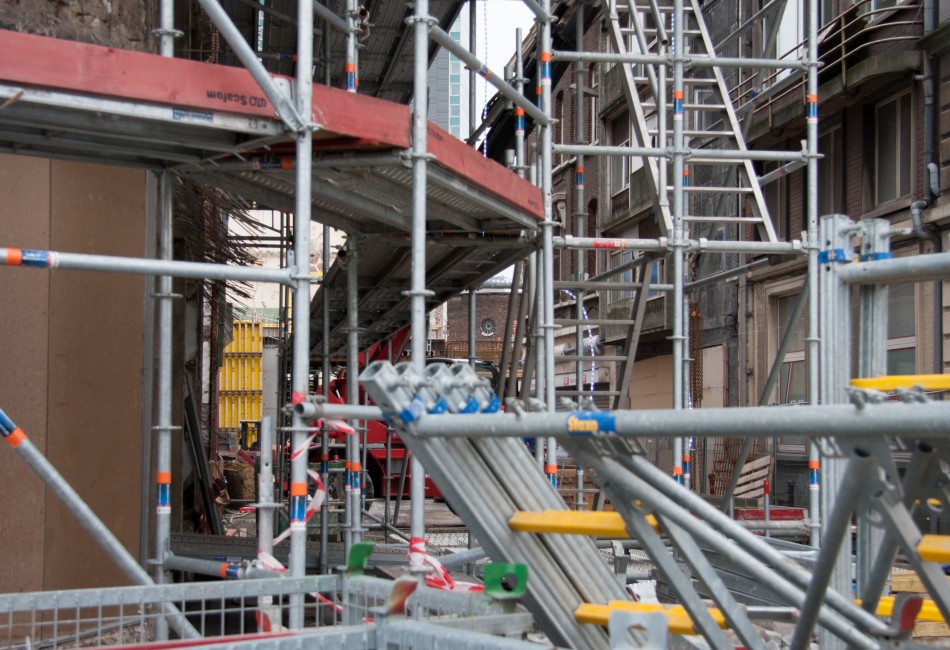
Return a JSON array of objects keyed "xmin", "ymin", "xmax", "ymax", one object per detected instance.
[{"xmin": 0, "ymin": 29, "xmax": 543, "ymax": 221}]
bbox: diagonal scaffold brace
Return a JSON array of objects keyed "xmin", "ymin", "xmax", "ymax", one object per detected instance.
[{"xmin": 0, "ymin": 406, "xmax": 201, "ymax": 640}]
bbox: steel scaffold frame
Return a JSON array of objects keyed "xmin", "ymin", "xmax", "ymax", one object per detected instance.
[{"xmin": 2, "ymin": 0, "xmax": 950, "ymax": 647}]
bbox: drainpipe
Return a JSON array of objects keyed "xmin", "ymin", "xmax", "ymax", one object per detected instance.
[
  {"xmin": 911, "ymin": 197, "xmax": 942, "ymax": 378},
  {"xmin": 918, "ymin": 0, "xmax": 943, "ymax": 376}
]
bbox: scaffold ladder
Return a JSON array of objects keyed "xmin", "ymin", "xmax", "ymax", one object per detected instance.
[{"xmin": 607, "ymin": 0, "xmax": 779, "ymax": 243}]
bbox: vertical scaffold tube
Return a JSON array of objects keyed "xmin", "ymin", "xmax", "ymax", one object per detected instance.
[
  {"xmin": 515, "ymin": 29, "xmax": 526, "ymax": 176},
  {"xmin": 158, "ymin": 0, "xmax": 175, "ymax": 57},
  {"xmin": 469, "ymin": 289, "xmax": 477, "ymax": 368},
  {"xmin": 256, "ymin": 416, "xmax": 279, "ymax": 628},
  {"xmin": 346, "ymin": 0, "xmax": 358, "ymax": 92},
  {"xmin": 573, "ymin": 5, "xmax": 586, "ymax": 508},
  {"xmin": 320, "ymin": 42, "xmax": 332, "ymax": 575},
  {"xmin": 540, "ymin": 0, "xmax": 557, "ymax": 489},
  {"xmin": 347, "ymin": 237, "xmax": 362, "ymax": 548},
  {"xmin": 805, "ymin": 0, "xmax": 821, "ymax": 550},
  {"xmin": 258, "ymin": 416, "xmax": 275, "ymax": 556},
  {"xmin": 409, "ymin": 0, "xmax": 430, "ymax": 571},
  {"xmin": 154, "ymin": 171, "xmax": 174, "ymax": 642},
  {"xmin": 671, "ymin": 0, "xmax": 686, "ymax": 483},
  {"xmin": 288, "ymin": 0, "xmax": 313, "ymax": 629},
  {"xmin": 470, "ymin": 0, "xmax": 478, "ymax": 138},
  {"xmin": 574, "ymin": 3, "xmax": 586, "ymax": 401},
  {"xmin": 507, "ymin": 31, "xmax": 529, "ymax": 404},
  {"xmin": 320, "ymin": 224, "xmax": 331, "ymax": 573}
]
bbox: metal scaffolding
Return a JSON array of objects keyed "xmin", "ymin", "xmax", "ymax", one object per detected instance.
[{"xmin": 1, "ymin": 0, "xmax": 949, "ymax": 648}]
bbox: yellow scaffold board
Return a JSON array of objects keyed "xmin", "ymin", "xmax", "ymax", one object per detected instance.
[
  {"xmin": 508, "ymin": 510, "xmax": 659, "ymax": 536},
  {"xmin": 850, "ymin": 374, "xmax": 950, "ymax": 392},
  {"xmin": 575, "ymin": 601, "xmax": 727, "ymax": 634},
  {"xmin": 869, "ymin": 596, "xmax": 946, "ymax": 623},
  {"xmin": 918, "ymin": 534, "xmax": 950, "ymax": 564}
]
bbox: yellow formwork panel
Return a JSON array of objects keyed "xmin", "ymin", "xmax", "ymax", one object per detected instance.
[{"xmin": 218, "ymin": 321, "xmax": 264, "ymax": 444}]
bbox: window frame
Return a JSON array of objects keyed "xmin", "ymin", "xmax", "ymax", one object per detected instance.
[
  {"xmin": 873, "ymin": 89, "xmax": 913, "ymax": 207},
  {"xmin": 818, "ymin": 124, "xmax": 845, "ymax": 216},
  {"xmin": 608, "ymin": 112, "xmax": 631, "ymax": 197}
]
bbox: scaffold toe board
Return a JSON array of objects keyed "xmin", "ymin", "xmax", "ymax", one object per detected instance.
[{"xmin": 0, "ymin": 30, "xmax": 543, "ymax": 235}]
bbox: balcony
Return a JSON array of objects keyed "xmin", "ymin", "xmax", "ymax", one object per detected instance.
[
  {"xmin": 602, "ymin": 293, "xmax": 671, "ymax": 343},
  {"xmin": 740, "ymin": 0, "xmax": 923, "ymax": 143}
]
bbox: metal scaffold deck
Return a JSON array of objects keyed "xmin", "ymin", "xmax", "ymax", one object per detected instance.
[{"xmin": 2, "ymin": 0, "xmax": 950, "ymax": 648}]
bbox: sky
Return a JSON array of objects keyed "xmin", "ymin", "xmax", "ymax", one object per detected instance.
[{"xmin": 471, "ymin": 0, "xmax": 536, "ymax": 129}]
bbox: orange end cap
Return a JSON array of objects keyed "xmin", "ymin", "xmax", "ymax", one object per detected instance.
[
  {"xmin": 6, "ymin": 427, "xmax": 26, "ymax": 448},
  {"xmin": 290, "ymin": 482, "xmax": 308, "ymax": 496},
  {"xmin": 4, "ymin": 248, "xmax": 22, "ymax": 266},
  {"xmin": 156, "ymin": 471, "xmax": 172, "ymax": 484}
]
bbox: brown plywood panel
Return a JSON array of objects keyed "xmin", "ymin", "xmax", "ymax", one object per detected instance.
[
  {"xmin": 45, "ymin": 160, "xmax": 146, "ymax": 590},
  {"xmin": 0, "ymin": 154, "xmax": 51, "ymax": 592}
]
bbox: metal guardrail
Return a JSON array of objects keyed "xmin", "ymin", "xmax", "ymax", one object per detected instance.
[
  {"xmin": 0, "ymin": 575, "xmax": 535, "ymax": 650},
  {"xmin": 733, "ymin": 0, "xmax": 922, "ymax": 118},
  {"xmin": 0, "ymin": 577, "xmax": 338, "ymax": 649}
]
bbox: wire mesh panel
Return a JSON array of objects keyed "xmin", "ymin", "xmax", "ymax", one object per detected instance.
[
  {"xmin": 0, "ymin": 577, "xmax": 340, "ymax": 649},
  {"xmin": 425, "ymin": 527, "xmax": 470, "ymax": 551}
]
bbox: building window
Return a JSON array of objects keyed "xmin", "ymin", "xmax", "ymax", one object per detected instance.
[
  {"xmin": 693, "ymin": 87, "xmax": 721, "ymax": 133},
  {"xmin": 774, "ymin": 293, "xmax": 807, "ymax": 404},
  {"xmin": 887, "ymin": 283, "xmax": 916, "ymax": 374},
  {"xmin": 555, "ymin": 90, "xmax": 566, "ymax": 164},
  {"xmin": 630, "ymin": 112, "xmax": 657, "ymax": 175},
  {"xmin": 818, "ymin": 125, "xmax": 844, "ymax": 216},
  {"xmin": 586, "ymin": 199, "xmax": 598, "ymax": 275},
  {"xmin": 588, "ymin": 63, "xmax": 598, "ymax": 144},
  {"xmin": 609, "ymin": 113, "xmax": 630, "ymax": 195},
  {"xmin": 761, "ymin": 160, "xmax": 788, "ymax": 240},
  {"xmin": 874, "ymin": 91, "xmax": 912, "ymax": 206},
  {"xmin": 643, "ymin": 257, "xmax": 664, "ymax": 298},
  {"xmin": 480, "ymin": 318, "xmax": 496, "ymax": 337},
  {"xmin": 608, "ymin": 248, "xmax": 635, "ymax": 303}
]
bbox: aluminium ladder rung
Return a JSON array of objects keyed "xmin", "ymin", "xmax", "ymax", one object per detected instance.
[
  {"xmin": 556, "ymin": 318, "xmax": 638, "ymax": 326},
  {"xmin": 631, "ymin": 4, "xmax": 676, "ymax": 12},
  {"xmin": 850, "ymin": 374, "xmax": 950, "ymax": 392},
  {"xmin": 575, "ymin": 601, "xmax": 727, "ymax": 634},
  {"xmin": 683, "ymin": 216, "xmax": 766, "ymax": 223},
  {"xmin": 633, "ymin": 27, "xmax": 703, "ymax": 36},
  {"xmin": 556, "ymin": 355, "xmax": 631, "ymax": 362},
  {"xmin": 917, "ymin": 534, "xmax": 950, "ymax": 563},
  {"xmin": 647, "ymin": 129, "xmax": 734, "ymax": 138},
  {"xmin": 633, "ymin": 77, "xmax": 717, "ymax": 86},
  {"xmin": 509, "ymin": 510, "xmax": 659, "ymax": 536},
  {"xmin": 642, "ymin": 102, "xmax": 727, "ymax": 111},
  {"xmin": 665, "ymin": 186, "xmax": 755, "ymax": 194},
  {"xmin": 688, "ymin": 158, "xmax": 751, "ymax": 165},
  {"xmin": 558, "ymin": 390, "xmax": 623, "ymax": 396}
]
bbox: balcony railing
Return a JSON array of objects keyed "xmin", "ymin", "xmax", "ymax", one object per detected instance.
[{"xmin": 732, "ymin": 0, "xmax": 923, "ymax": 125}]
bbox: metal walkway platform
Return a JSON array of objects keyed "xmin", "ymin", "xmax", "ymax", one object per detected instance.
[{"xmin": 0, "ymin": 29, "xmax": 542, "ymax": 357}]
